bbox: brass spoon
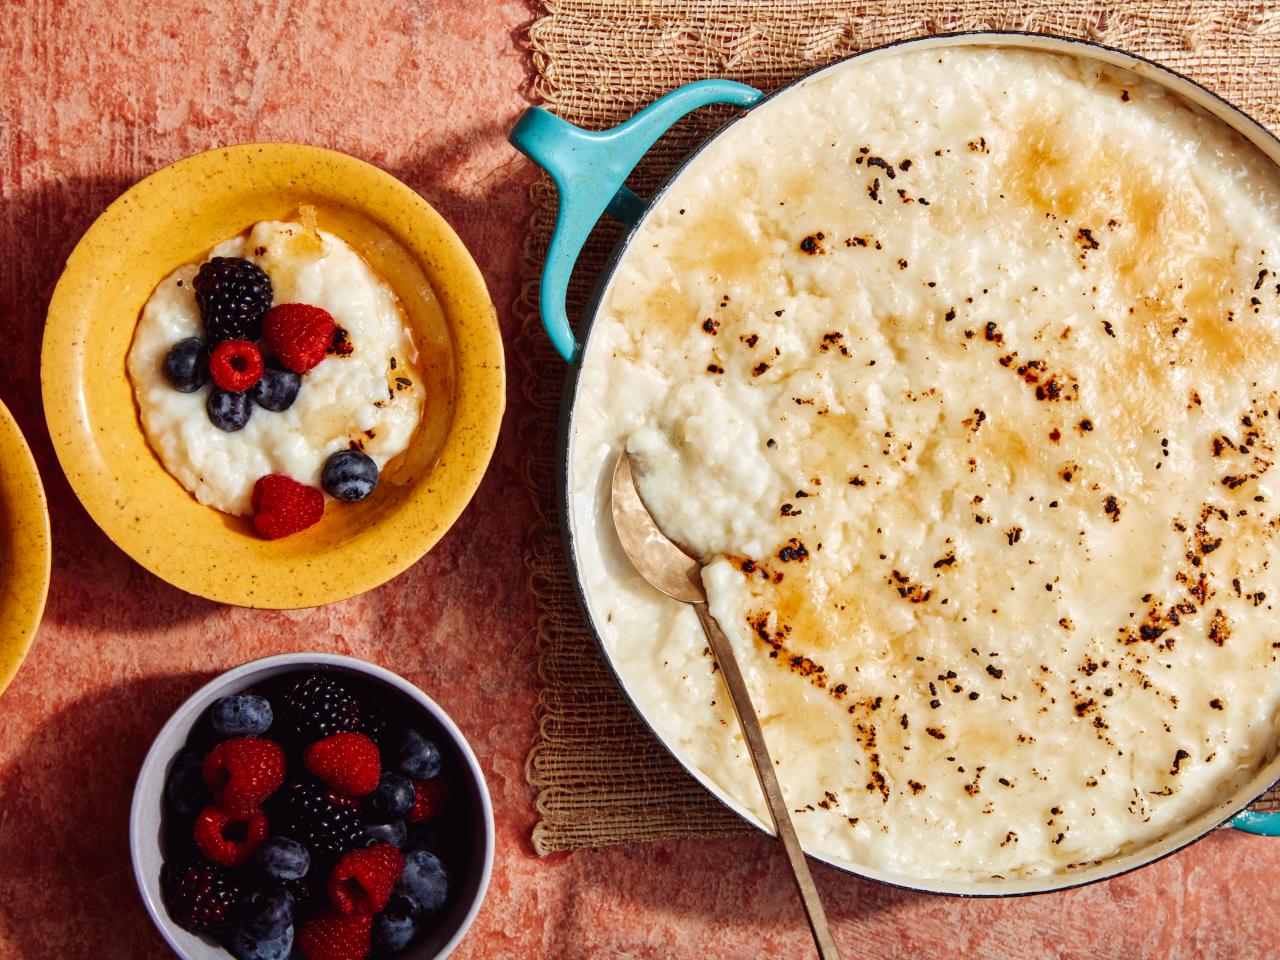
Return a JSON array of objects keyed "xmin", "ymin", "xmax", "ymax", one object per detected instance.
[{"xmin": 611, "ymin": 451, "xmax": 841, "ymax": 960}]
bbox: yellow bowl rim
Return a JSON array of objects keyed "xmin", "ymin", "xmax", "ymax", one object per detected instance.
[
  {"xmin": 0, "ymin": 397, "xmax": 52, "ymax": 695},
  {"xmin": 41, "ymin": 142, "xmax": 505, "ymax": 608}
]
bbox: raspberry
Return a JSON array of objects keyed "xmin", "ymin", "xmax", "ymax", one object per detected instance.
[
  {"xmin": 162, "ymin": 860, "xmax": 243, "ymax": 935},
  {"xmin": 252, "ymin": 474, "xmax": 325, "ymax": 540},
  {"xmin": 408, "ymin": 776, "xmax": 447, "ymax": 823},
  {"xmin": 296, "ymin": 912, "xmax": 373, "ymax": 960},
  {"xmin": 277, "ymin": 781, "xmax": 366, "ymax": 861},
  {"xmin": 264, "ymin": 303, "xmax": 336, "ymax": 373},
  {"xmin": 208, "ymin": 339, "xmax": 264, "ymax": 392},
  {"xmin": 327, "ymin": 844, "xmax": 404, "ymax": 915},
  {"xmin": 202, "ymin": 736, "xmax": 286, "ymax": 813},
  {"xmin": 304, "ymin": 733, "xmax": 381, "ymax": 797},
  {"xmin": 193, "ymin": 804, "xmax": 269, "ymax": 867},
  {"xmin": 194, "ymin": 257, "xmax": 273, "ymax": 343},
  {"xmin": 281, "ymin": 674, "xmax": 362, "ymax": 743}
]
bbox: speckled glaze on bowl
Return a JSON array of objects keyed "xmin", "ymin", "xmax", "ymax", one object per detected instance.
[
  {"xmin": 42, "ymin": 143, "xmax": 504, "ymax": 609},
  {"xmin": 129, "ymin": 652, "xmax": 495, "ymax": 960},
  {"xmin": 0, "ymin": 397, "xmax": 51, "ymax": 697}
]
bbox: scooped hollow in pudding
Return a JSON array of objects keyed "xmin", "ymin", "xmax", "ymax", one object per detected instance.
[{"xmin": 128, "ymin": 219, "xmax": 424, "ymax": 517}]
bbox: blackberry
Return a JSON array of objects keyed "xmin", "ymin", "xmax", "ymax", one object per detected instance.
[
  {"xmin": 194, "ymin": 257, "xmax": 273, "ymax": 343},
  {"xmin": 280, "ymin": 674, "xmax": 361, "ymax": 743},
  {"xmin": 162, "ymin": 860, "xmax": 243, "ymax": 936},
  {"xmin": 276, "ymin": 781, "xmax": 365, "ymax": 861}
]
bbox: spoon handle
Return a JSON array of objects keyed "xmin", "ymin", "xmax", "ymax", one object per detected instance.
[{"xmin": 693, "ymin": 602, "xmax": 841, "ymax": 960}]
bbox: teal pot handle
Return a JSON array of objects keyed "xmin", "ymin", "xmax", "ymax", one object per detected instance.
[
  {"xmin": 509, "ymin": 79, "xmax": 764, "ymax": 362},
  {"xmin": 1230, "ymin": 808, "xmax": 1280, "ymax": 835}
]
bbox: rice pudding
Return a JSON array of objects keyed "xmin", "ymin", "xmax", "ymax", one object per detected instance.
[
  {"xmin": 129, "ymin": 219, "xmax": 423, "ymax": 517},
  {"xmin": 572, "ymin": 47, "xmax": 1280, "ymax": 881}
]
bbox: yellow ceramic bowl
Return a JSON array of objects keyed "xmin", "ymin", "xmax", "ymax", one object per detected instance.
[
  {"xmin": 42, "ymin": 144, "xmax": 504, "ymax": 609},
  {"xmin": 0, "ymin": 398, "xmax": 51, "ymax": 695}
]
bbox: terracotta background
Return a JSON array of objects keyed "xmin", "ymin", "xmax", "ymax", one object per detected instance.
[{"xmin": 1, "ymin": 1, "xmax": 1278, "ymax": 958}]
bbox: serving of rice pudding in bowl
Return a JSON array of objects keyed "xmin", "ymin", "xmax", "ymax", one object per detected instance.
[
  {"xmin": 569, "ymin": 44, "xmax": 1280, "ymax": 888},
  {"xmin": 129, "ymin": 215, "xmax": 423, "ymax": 525},
  {"xmin": 45, "ymin": 142, "xmax": 504, "ymax": 607}
]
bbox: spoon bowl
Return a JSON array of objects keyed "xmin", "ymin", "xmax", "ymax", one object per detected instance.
[{"xmin": 610, "ymin": 452, "xmax": 705, "ymax": 603}]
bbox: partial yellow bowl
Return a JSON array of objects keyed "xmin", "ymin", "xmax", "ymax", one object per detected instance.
[
  {"xmin": 42, "ymin": 144, "xmax": 504, "ymax": 609},
  {"xmin": 0, "ymin": 398, "xmax": 51, "ymax": 695}
]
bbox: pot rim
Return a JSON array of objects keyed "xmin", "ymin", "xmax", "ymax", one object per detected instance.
[{"xmin": 554, "ymin": 29, "xmax": 1280, "ymax": 896}]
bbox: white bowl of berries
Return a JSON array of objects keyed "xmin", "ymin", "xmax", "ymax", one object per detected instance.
[{"xmin": 130, "ymin": 653, "xmax": 494, "ymax": 960}]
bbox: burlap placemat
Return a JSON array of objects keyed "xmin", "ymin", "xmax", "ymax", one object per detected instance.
[{"xmin": 518, "ymin": 0, "xmax": 1280, "ymax": 855}]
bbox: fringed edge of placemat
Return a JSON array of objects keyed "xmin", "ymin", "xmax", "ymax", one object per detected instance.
[{"xmin": 517, "ymin": 174, "xmax": 753, "ymax": 857}]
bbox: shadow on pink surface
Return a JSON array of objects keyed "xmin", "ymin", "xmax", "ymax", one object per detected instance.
[
  {"xmin": 1, "ymin": 173, "xmax": 223, "ymax": 639},
  {"xmin": 0, "ymin": 670, "xmax": 216, "ymax": 957}
]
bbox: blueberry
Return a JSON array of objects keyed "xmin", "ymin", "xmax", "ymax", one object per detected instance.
[
  {"xmin": 229, "ymin": 924, "xmax": 293, "ymax": 960},
  {"xmin": 207, "ymin": 388, "xmax": 252, "ymax": 431},
  {"xmin": 372, "ymin": 912, "xmax": 416, "ymax": 954},
  {"xmin": 385, "ymin": 891, "xmax": 419, "ymax": 917},
  {"xmin": 252, "ymin": 363, "xmax": 301, "ymax": 412},
  {"xmin": 237, "ymin": 885, "xmax": 293, "ymax": 940},
  {"xmin": 162, "ymin": 338, "xmax": 210, "ymax": 393},
  {"xmin": 364, "ymin": 819, "xmax": 408, "ymax": 849},
  {"xmin": 210, "ymin": 694, "xmax": 273, "ymax": 736},
  {"xmin": 368, "ymin": 771, "xmax": 415, "ymax": 822},
  {"xmin": 394, "ymin": 850, "xmax": 448, "ymax": 917},
  {"xmin": 165, "ymin": 750, "xmax": 210, "ymax": 817},
  {"xmin": 257, "ymin": 837, "xmax": 310, "ymax": 882},
  {"xmin": 395, "ymin": 730, "xmax": 441, "ymax": 780},
  {"xmin": 321, "ymin": 449, "xmax": 379, "ymax": 502}
]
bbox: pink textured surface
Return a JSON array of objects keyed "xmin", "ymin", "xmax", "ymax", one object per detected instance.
[{"xmin": 1, "ymin": 2, "xmax": 1278, "ymax": 958}]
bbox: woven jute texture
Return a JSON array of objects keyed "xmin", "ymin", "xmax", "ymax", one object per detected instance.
[{"xmin": 518, "ymin": 1, "xmax": 1280, "ymax": 856}]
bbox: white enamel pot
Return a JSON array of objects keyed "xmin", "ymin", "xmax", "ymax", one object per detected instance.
[{"xmin": 510, "ymin": 31, "xmax": 1280, "ymax": 896}]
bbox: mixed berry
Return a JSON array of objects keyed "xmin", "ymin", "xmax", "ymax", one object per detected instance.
[
  {"xmin": 251, "ymin": 476, "xmax": 325, "ymax": 541},
  {"xmin": 159, "ymin": 256, "xmax": 382, "ymax": 539},
  {"xmin": 195, "ymin": 257, "xmax": 274, "ymax": 343},
  {"xmin": 161, "ymin": 672, "xmax": 465, "ymax": 960}
]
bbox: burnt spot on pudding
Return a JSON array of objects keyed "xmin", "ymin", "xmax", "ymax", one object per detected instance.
[
  {"xmin": 778, "ymin": 539, "xmax": 809, "ymax": 563},
  {"xmin": 799, "ymin": 232, "xmax": 825, "ymax": 255},
  {"xmin": 1103, "ymin": 495, "xmax": 1121, "ymax": 522},
  {"xmin": 328, "ymin": 325, "xmax": 354, "ymax": 357}
]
